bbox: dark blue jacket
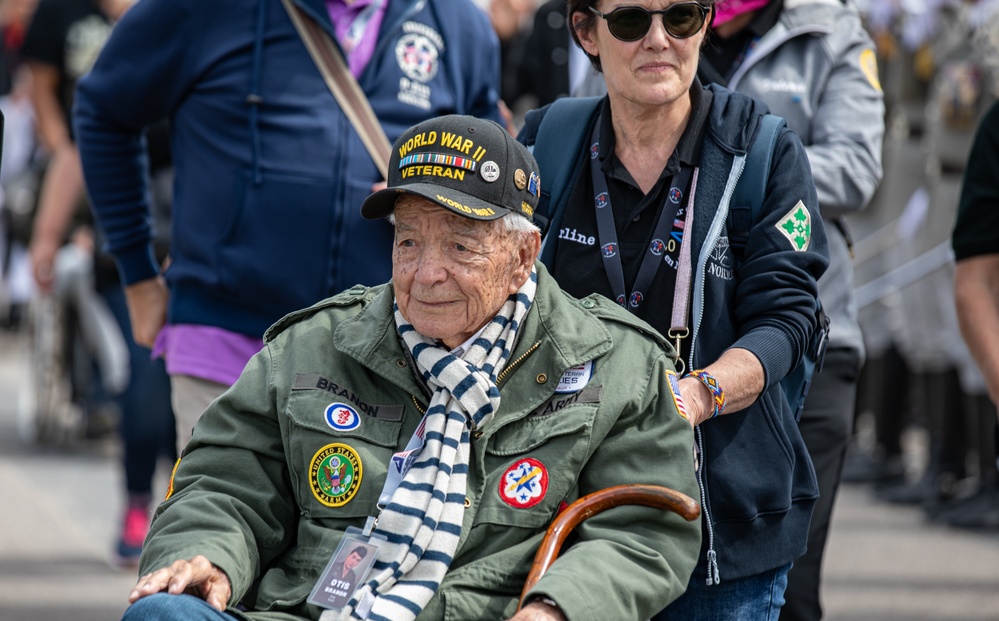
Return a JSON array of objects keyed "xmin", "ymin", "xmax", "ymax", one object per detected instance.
[
  {"xmin": 519, "ymin": 85, "xmax": 829, "ymax": 582},
  {"xmin": 74, "ymin": 0, "xmax": 501, "ymax": 337}
]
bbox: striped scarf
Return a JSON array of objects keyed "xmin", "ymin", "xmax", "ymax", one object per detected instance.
[{"xmin": 336, "ymin": 268, "xmax": 538, "ymax": 621}]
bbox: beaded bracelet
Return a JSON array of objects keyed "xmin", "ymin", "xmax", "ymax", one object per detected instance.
[{"xmin": 689, "ymin": 369, "xmax": 726, "ymax": 419}]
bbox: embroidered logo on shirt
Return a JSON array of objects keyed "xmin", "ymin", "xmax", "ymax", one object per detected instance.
[
  {"xmin": 707, "ymin": 236, "xmax": 734, "ymax": 281},
  {"xmin": 395, "ymin": 22, "xmax": 443, "ymax": 109},
  {"xmin": 310, "ymin": 444, "xmax": 363, "ymax": 507},
  {"xmin": 776, "ymin": 201, "xmax": 811, "ymax": 251},
  {"xmin": 500, "ymin": 458, "xmax": 549, "ymax": 508},
  {"xmin": 325, "ymin": 403, "xmax": 361, "ymax": 432},
  {"xmin": 665, "ymin": 370, "xmax": 689, "ymax": 420}
]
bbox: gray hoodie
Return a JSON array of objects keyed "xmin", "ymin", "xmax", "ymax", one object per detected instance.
[{"xmin": 721, "ymin": 0, "xmax": 885, "ymax": 357}]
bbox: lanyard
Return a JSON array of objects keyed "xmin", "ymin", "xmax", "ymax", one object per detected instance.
[
  {"xmin": 589, "ymin": 117, "xmax": 693, "ymax": 309},
  {"xmin": 342, "ymin": 0, "xmax": 385, "ymax": 54},
  {"xmin": 588, "ymin": 117, "xmax": 697, "ymax": 370}
]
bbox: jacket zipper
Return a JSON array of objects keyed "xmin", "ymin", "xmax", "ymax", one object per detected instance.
[
  {"xmin": 496, "ymin": 340, "xmax": 542, "ymax": 385},
  {"xmin": 695, "ymin": 425, "xmax": 720, "ymax": 585},
  {"xmin": 688, "ymin": 152, "xmax": 748, "ymax": 586},
  {"xmin": 408, "ymin": 340, "xmax": 541, "ymax": 410},
  {"xmin": 410, "ymin": 394, "xmax": 425, "ymax": 415}
]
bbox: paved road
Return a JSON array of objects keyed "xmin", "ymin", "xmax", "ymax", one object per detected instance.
[{"xmin": 1, "ymin": 328, "xmax": 997, "ymax": 621}]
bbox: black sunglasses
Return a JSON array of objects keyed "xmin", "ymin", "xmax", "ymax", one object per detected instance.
[{"xmin": 589, "ymin": 3, "xmax": 711, "ymax": 42}]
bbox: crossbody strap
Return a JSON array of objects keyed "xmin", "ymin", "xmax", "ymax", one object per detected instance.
[{"xmin": 281, "ymin": 0, "xmax": 392, "ymax": 179}]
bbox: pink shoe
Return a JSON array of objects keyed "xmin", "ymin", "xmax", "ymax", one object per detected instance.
[{"xmin": 113, "ymin": 506, "xmax": 149, "ymax": 568}]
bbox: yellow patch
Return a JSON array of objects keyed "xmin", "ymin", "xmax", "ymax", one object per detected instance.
[
  {"xmin": 859, "ymin": 48, "xmax": 882, "ymax": 92},
  {"xmin": 309, "ymin": 443, "xmax": 363, "ymax": 507},
  {"xmin": 165, "ymin": 457, "xmax": 181, "ymax": 500}
]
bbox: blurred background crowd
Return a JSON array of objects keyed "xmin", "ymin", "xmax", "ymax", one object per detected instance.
[{"xmin": 0, "ymin": 0, "xmax": 997, "ymax": 595}]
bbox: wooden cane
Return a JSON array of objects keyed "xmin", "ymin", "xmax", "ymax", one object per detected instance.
[{"xmin": 517, "ymin": 484, "xmax": 701, "ymax": 611}]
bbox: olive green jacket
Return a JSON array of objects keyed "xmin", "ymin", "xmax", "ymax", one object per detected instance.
[{"xmin": 141, "ymin": 264, "xmax": 701, "ymax": 621}]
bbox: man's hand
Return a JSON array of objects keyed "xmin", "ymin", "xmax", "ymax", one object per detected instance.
[
  {"xmin": 506, "ymin": 601, "xmax": 568, "ymax": 621},
  {"xmin": 128, "ymin": 555, "xmax": 232, "ymax": 611},
  {"xmin": 125, "ymin": 277, "xmax": 169, "ymax": 348}
]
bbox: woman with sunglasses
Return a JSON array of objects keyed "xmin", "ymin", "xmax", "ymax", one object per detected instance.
[{"xmin": 517, "ymin": 1, "xmax": 829, "ymax": 619}]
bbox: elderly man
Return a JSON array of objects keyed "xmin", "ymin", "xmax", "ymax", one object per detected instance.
[{"xmin": 121, "ymin": 115, "xmax": 701, "ymax": 621}]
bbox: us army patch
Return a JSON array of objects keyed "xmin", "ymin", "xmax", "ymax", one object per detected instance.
[
  {"xmin": 500, "ymin": 458, "xmax": 549, "ymax": 509},
  {"xmin": 665, "ymin": 370, "xmax": 689, "ymax": 421},
  {"xmin": 776, "ymin": 200, "xmax": 811, "ymax": 251},
  {"xmin": 310, "ymin": 444, "xmax": 362, "ymax": 507}
]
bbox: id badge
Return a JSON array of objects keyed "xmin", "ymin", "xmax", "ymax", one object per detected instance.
[{"xmin": 308, "ymin": 526, "xmax": 385, "ymax": 613}]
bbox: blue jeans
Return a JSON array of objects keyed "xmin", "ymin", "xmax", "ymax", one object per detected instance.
[
  {"xmin": 653, "ymin": 563, "xmax": 791, "ymax": 621},
  {"xmin": 102, "ymin": 285, "xmax": 176, "ymax": 495},
  {"xmin": 122, "ymin": 593, "xmax": 235, "ymax": 621}
]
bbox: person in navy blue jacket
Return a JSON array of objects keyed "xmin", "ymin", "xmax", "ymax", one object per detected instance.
[
  {"xmin": 518, "ymin": 0, "xmax": 828, "ymax": 618},
  {"xmin": 74, "ymin": 0, "xmax": 503, "ymax": 453}
]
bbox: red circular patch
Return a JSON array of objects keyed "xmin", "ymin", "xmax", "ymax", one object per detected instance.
[{"xmin": 498, "ymin": 458, "xmax": 549, "ymax": 508}]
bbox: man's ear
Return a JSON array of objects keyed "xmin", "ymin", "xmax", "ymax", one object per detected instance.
[{"xmin": 508, "ymin": 230, "xmax": 541, "ymax": 294}]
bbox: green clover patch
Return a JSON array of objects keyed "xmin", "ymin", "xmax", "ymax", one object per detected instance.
[{"xmin": 776, "ymin": 200, "xmax": 811, "ymax": 251}]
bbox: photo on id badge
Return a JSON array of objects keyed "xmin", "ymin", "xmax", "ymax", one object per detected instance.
[{"xmin": 308, "ymin": 534, "xmax": 381, "ymax": 611}]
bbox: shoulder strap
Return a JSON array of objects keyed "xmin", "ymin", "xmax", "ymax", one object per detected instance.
[
  {"xmin": 531, "ymin": 97, "xmax": 602, "ymax": 236},
  {"xmin": 728, "ymin": 113, "xmax": 785, "ymax": 259},
  {"xmin": 280, "ymin": 0, "xmax": 392, "ymax": 179}
]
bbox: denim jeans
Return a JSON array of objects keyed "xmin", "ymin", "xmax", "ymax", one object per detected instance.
[
  {"xmin": 122, "ymin": 593, "xmax": 235, "ymax": 621},
  {"xmin": 102, "ymin": 285, "xmax": 176, "ymax": 496},
  {"xmin": 652, "ymin": 563, "xmax": 791, "ymax": 621}
]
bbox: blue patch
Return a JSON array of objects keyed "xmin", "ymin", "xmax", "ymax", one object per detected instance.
[{"xmin": 325, "ymin": 403, "xmax": 361, "ymax": 432}]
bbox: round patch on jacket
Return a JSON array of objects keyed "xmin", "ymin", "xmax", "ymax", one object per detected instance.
[
  {"xmin": 395, "ymin": 29, "xmax": 440, "ymax": 82},
  {"xmin": 499, "ymin": 458, "xmax": 549, "ymax": 508},
  {"xmin": 310, "ymin": 443, "xmax": 363, "ymax": 507},
  {"xmin": 325, "ymin": 403, "xmax": 361, "ymax": 432}
]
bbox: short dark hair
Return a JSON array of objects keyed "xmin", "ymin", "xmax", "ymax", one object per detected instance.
[
  {"xmin": 566, "ymin": 0, "xmax": 717, "ymax": 72},
  {"xmin": 350, "ymin": 546, "xmax": 368, "ymax": 559}
]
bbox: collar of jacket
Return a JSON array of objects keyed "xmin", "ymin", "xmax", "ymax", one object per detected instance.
[
  {"xmin": 727, "ymin": 0, "xmax": 838, "ymax": 88},
  {"xmin": 332, "ymin": 262, "xmax": 614, "ymax": 408},
  {"xmin": 289, "ymin": 0, "xmax": 427, "ymax": 46}
]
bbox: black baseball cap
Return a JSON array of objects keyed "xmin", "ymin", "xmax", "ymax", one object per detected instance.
[{"xmin": 360, "ymin": 115, "xmax": 540, "ymax": 222}]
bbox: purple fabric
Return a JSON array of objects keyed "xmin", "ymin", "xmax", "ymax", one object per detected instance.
[
  {"xmin": 713, "ymin": 0, "xmax": 772, "ymax": 26},
  {"xmin": 153, "ymin": 324, "xmax": 263, "ymax": 387},
  {"xmin": 325, "ymin": 0, "xmax": 387, "ymax": 77}
]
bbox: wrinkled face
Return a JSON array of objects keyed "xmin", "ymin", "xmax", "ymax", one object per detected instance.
[
  {"xmin": 574, "ymin": 0, "xmax": 709, "ymax": 108},
  {"xmin": 392, "ymin": 196, "xmax": 539, "ymax": 349},
  {"xmin": 343, "ymin": 550, "xmax": 363, "ymax": 573}
]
